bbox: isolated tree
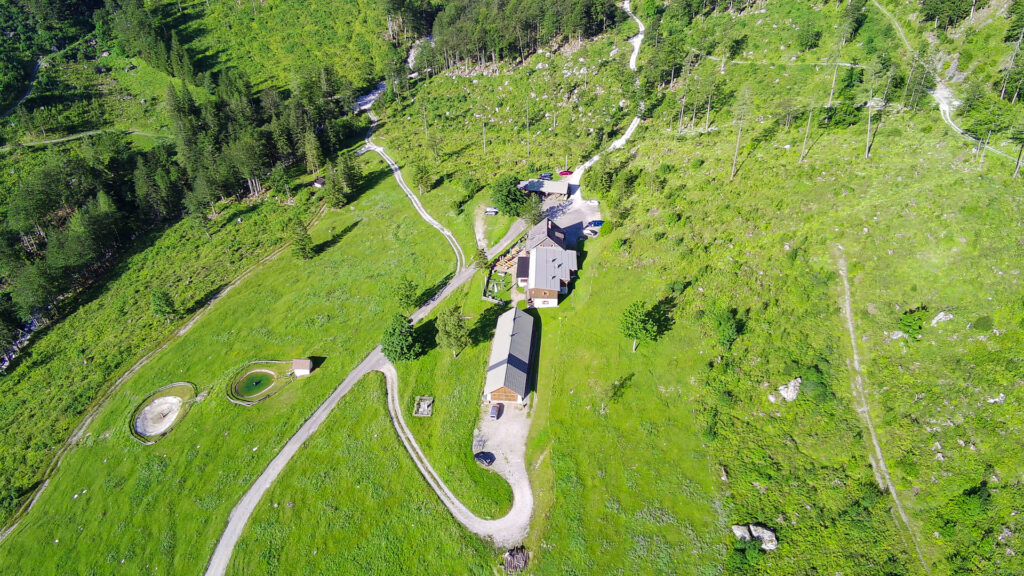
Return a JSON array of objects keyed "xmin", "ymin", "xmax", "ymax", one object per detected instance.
[
  {"xmin": 412, "ymin": 161, "xmax": 432, "ymax": 194},
  {"xmin": 620, "ymin": 300, "xmax": 656, "ymax": 352},
  {"xmin": 474, "ymin": 248, "xmax": 488, "ymax": 269},
  {"xmin": 522, "ymin": 194, "xmax": 544, "ymax": 226},
  {"xmin": 1011, "ymin": 123, "xmax": 1024, "ymax": 178},
  {"xmin": 436, "ymin": 305, "xmax": 470, "ymax": 358},
  {"xmin": 797, "ymin": 22, "xmax": 821, "ymax": 51},
  {"xmin": 381, "ymin": 314, "xmax": 420, "ymax": 361},
  {"xmin": 289, "ymin": 217, "xmax": 314, "ymax": 260},
  {"xmin": 730, "ymin": 86, "xmax": 752, "ymax": 182},
  {"xmin": 490, "ymin": 174, "xmax": 528, "ymax": 216},
  {"xmin": 303, "ymin": 130, "xmax": 323, "ymax": 174},
  {"xmin": 151, "ymin": 288, "xmax": 177, "ymax": 321},
  {"xmin": 336, "ymin": 150, "xmax": 362, "ymax": 195},
  {"xmin": 397, "ymin": 278, "xmax": 419, "ymax": 309},
  {"xmin": 322, "ymin": 162, "xmax": 348, "ymax": 208}
]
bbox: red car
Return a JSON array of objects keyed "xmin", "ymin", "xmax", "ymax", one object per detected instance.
[{"xmin": 559, "ymin": 170, "xmax": 573, "ymax": 176}]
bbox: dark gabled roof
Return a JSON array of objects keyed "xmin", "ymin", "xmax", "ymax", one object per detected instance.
[
  {"xmin": 484, "ymin": 308, "xmax": 534, "ymax": 398},
  {"xmin": 523, "ymin": 218, "xmax": 566, "ymax": 252},
  {"xmin": 515, "ymin": 256, "xmax": 530, "ymax": 279}
]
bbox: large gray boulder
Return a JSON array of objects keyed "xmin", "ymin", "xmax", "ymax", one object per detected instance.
[
  {"xmin": 731, "ymin": 525, "xmax": 752, "ymax": 541},
  {"xmin": 749, "ymin": 524, "xmax": 778, "ymax": 551}
]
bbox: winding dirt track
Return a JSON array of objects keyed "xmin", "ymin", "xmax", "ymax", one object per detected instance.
[
  {"xmin": 869, "ymin": 0, "xmax": 1012, "ymax": 162},
  {"xmin": 203, "ymin": 115, "xmax": 531, "ymax": 575},
  {"xmin": 835, "ymin": 249, "xmax": 928, "ymax": 572}
]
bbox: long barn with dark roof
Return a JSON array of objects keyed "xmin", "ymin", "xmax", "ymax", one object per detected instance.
[{"xmin": 483, "ymin": 308, "xmax": 534, "ymax": 404}]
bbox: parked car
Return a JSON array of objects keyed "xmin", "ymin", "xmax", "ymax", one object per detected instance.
[
  {"xmin": 585, "ymin": 199, "xmax": 600, "ymax": 206},
  {"xmin": 586, "ymin": 219, "xmax": 604, "ymax": 228},
  {"xmin": 474, "ymin": 451, "xmax": 496, "ymax": 466},
  {"xmin": 484, "ymin": 207, "xmax": 499, "ymax": 216},
  {"xmin": 559, "ymin": 170, "xmax": 573, "ymax": 176},
  {"xmin": 539, "ymin": 172, "xmax": 553, "ymax": 180},
  {"xmin": 583, "ymin": 228, "xmax": 599, "ymax": 238},
  {"xmin": 489, "ymin": 403, "xmax": 504, "ymax": 420}
]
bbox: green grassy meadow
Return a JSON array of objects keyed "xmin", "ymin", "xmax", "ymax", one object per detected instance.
[
  {"xmin": 228, "ymin": 373, "xmax": 497, "ymax": 575},
  {"xmin": 0, "ymin": 154, "xmax": 453, "ymax": 574},
  {"xmin": 373, "ymin": 20, "xmax": 640, "ymax": 246},
  {"xmin": 159, "ymin": 0, "xmax": 400, "ymax": 91},
  {"xmin": 395, "ymin": 278, "xmax": 515, "ymax": 519}
]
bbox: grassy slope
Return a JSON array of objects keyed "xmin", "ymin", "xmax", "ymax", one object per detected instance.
[
  {"xmin": 164, "ymin": 0, "xmax": 398, "ymax": 91},
  {"xmin": 395, "ymin": 278, "xmax": 516, "ymax": 519},
  {"xmin": 525, "ymin": 241, "xmax": 723, "ymax": 575},
  {"xmin": 578, "ymin": 3, "xmax": 1024, "ymax": 570},
  {"xmin": 0, "ymin": 154, "xmax": 452, "ymax": 574},
  {"xmin": 228, "ymin": 373, "xmax": 496, "ymax": 575},
  {"xmin": 0, "ymin": 190, "xmax": 292, "ymax": 528},
  {"xmin": 375, "ymin": 23, "xmax": 639, "ymax": 251}
]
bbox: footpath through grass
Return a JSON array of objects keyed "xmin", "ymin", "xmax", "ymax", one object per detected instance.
[{"xmin": 0, "ymin": 154, "xmax": 452, "ymax": 575}]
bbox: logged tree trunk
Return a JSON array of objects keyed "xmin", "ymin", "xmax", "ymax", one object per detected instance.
[
  {"xmin": 1002, "ymin": 27, "xmax": 1024, "ymax": 100},
  {"xmin": 865, "ymin": 105, "xmax": 872, "ymax": 160},
  {"xmin": 1014, "ymin": 145, "xmax": 1023, "ymax": 178},
  {"xmin": 730, "ymin": 122, "xmax": 743, "ymax": 181},
  {"xmin": 632, "ymin": 338, "xmax": 638, "ymax": 353},
  {"xmin": 800, "ymin": 108, "xmax": 814, "ymax": 163},
  {"xmin": 828, "ymin": 61, "xmax": 840, "ymax": 108}
]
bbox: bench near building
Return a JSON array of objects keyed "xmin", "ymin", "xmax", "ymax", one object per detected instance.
[{"xmin": 483, "ymin": 308, "xmax": 534, "ymax": 404}]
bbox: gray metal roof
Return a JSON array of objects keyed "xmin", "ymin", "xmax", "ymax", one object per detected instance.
[
  {"xmin": 483, "ymin": 308, "xmax": 534, "ymax": 399},
  {"xmin": 523, "ymin": 218, "xmax": 566, "ymax": 252},
  {"xmin": 527, "ymin": 246, "xmax": 577, "ymax": 291},
  {"xmin": 518, "ymin": 179, "xmax": 570, "ymax": 196}
]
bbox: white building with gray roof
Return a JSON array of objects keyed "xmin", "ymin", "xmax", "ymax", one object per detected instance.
[{"xmin": 526, "ymin": 246, "xmax": 577, "ymax": 308}]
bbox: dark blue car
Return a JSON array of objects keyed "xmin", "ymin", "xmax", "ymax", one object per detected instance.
[{"xmin": 474, "ymin": 452, "xmax": 496, "ymax": 467}]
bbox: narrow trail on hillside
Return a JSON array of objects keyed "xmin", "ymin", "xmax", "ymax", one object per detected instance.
[
  {"xmin": 0, "ymin": 129, "xmax": 168, "ymax": 153},
  {"xmin": 565, "ymin": 0, "xmax": 644, "ymax": 193},
  {"xmin": 0, "ymin": 57, "xmax": 44, "ymax": 119},
  {"xmin": 0, "ymin": 204, "xmax": 328, "ymax": 544},
  {"xmin": 362, "ymin": 113, "xmax": 466, "ymax": 270},
  {"xmin": 835, "ymin": 248, "xmax": 928, "ymax": 573},
  {"xmin": 869, "ymin": 0, "xmax": 1012, "ymax": 162}
]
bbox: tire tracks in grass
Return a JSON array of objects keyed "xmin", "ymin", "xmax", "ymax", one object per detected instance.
[{"xmin": 835, "ymin": 246, "xmax": 928, "ymax": 573}]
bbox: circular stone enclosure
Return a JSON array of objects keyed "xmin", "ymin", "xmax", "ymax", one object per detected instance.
[
  {"xmin": 226, "ymin": 361, "xmax": 294, "ymax": 405},
  {"xmin": 131, "ymin": 383, "xmax": 196, "ymax": 444},
  {"xmin": 234, "ymin": 369, "xmax": 276, "ymax": 400}
]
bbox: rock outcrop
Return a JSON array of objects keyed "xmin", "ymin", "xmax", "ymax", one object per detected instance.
[
  {"xmin": 778, "ymin": 377, "xmax": 801, "ymax": 402},
  {"xmin": 749, "ymin": 524, "xmax": 778, "ymax": 551},
  {"xmin": 731, "ymin": 523, "xmax": 777, "ymax": 551},
  {"xmin": 732, "ymin": 524, "xmax": 752, "ymax": 541}
]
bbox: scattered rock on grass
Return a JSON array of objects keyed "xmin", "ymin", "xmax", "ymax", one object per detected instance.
[
  {"xmin": 731, "ymin": 523, "xmax": 778, "ymax": 551},
  {"xmin": 778, "ymin": 378, "xmax": 801, "ymax": 402},
  {"xmin": 930, "ymin": 311, "xmax": 954, "ymax": 327}
]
